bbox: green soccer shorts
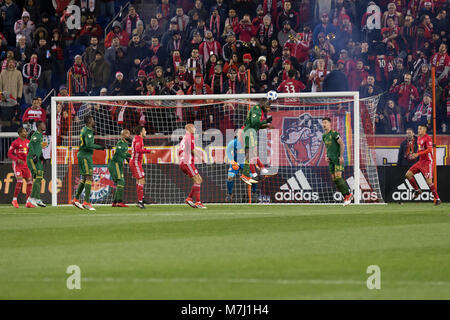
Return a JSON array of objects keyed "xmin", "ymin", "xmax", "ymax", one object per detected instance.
[
  {"xmin": 108, "ymin": 161, "xmax": 124, "ymax": 182},
  {"xmin": 328, "ymin": 158, "xmax": 344, "ymax": 175},
  {"xmin": 27, "ymin": 158, "xmax": 43, "ymax": 178},
  {"xmin": 78, "ymin": 154, "xmax": 93, "ymax": 176},
  {"xmin": 243, "ymin": 129, "xmax": 258, "ymax": 149}
]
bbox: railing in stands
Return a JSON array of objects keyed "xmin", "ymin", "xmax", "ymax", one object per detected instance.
[{"xmin": 104, "ymin": 1, "xmax": 132, "ymax": 38}]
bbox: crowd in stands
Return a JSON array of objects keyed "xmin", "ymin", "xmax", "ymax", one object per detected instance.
[{"xmin": 0, "ymin": 0, "xmax": 448, "ymax": 137}]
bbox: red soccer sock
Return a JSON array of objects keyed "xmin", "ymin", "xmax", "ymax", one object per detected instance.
[
  {"xmin": 193, "ymin": 184, "xmax": 201, "ymax": 202},
  {"xmin": 429, "ymin": 183, "xmax": 440, "ymax": 200},
  {"xmin": 26, "ymin": 181, "xmax": 32, "ymax": 198},
  {"xmin": 408, "ymin": 178, "xmax": 419, "ymax": 191},
  {"xmin": 14, "ymin": 181, "xmax": 23, "ymax": 198},
  {"xmin": 188, "ymin": 185, "xmax": 195, "ymax": 199},
  {"xmin": 136, "ymin": 183, "xmax": 144, "ymax": 201},
  {"xmin": 249, "ymin": 164, "xmax": 256, "ymax": 174},
  {"xmin": 256, "ymin": 158, "xmax": 265, "ymax": 169}
]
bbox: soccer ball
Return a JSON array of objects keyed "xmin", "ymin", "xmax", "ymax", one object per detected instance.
[{"xmin": 266, "ymin": 90, "xmax": 278, "ymax": 101}]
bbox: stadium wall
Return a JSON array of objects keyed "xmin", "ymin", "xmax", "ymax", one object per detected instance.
[{"xmin": 0, "ymin": 164, "xmax": 448, "ymax": 204}]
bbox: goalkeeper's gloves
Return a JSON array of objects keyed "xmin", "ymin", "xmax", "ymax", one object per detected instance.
[
  {"xmin": 266, "ymin": 115, "xmax": 273, "ymax": 123},
  {"xmin": 231, "ymin": 161, "xmax": 240, "ymax": 170},
  {"xmin": 32, "ymin": 155, "xmax": 38, "ymax": 164}
]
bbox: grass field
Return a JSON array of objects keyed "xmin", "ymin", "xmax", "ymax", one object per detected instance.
[{"xmin": 0, "ymin": 203, "xmax": 449, "ymax": 299}]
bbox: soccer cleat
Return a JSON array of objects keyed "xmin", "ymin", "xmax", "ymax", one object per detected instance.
[
  {"xmin": 25, "ymin": 201, "xmax": 35, "ymax": 208},
  {"xmin": 36, "ymin": 199, "xmax": 46, "ymax": 207},
  {"xmin": 185, "ymin": 197, "xmax": 196, "ymax": 208},
  {"xmin": 225, "ymin": 194, "xmax": 232, "ymax": 203},
  {"xmin": 412, "ymin": 190, "xmax": 422, "ymax": 200},
  {"xmin": 72, "ymin": 198, "xmax": 84, "ymax": 210},
  {"xmin": 343, "ymin": 193, "xmax": 354, "ymax": 206},
  {"xmin": 195, "ymin": 202, "xmax": 207, "ymax": 209},
  {"xmin": 137, "ymin": 201, "xmax": 145, "ymax": 209},
  {"xmin": 82, "ymin": 202, "xmax": 96, "ymax": 211},
  {"xmin": 117, "ymin": 202, "xmax": 129, "ymax": 207},
  {"xmin": 142, "ymin": 198, "xmax": 151, "ymax": 205},
  {"xmin": 434, "ymin": 199, "xmax": 441, "ymax": 206},
  {"xmin": 240, "ymin": 175, "xmax": 253, "ymax": 185},
  {"xmin": 11, "ymin": 200, "xmax": 19, "ymax": 208},
  {"xmin": 27, "ymin": 197, "xmax": 37, "ymax": 207}
]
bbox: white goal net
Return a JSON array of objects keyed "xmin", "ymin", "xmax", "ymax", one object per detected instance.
[{"xmin": 51, "ymin": 92, "xmax": 384, "ymax": 205}]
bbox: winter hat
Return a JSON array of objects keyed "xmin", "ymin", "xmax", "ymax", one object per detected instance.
[
  {"xmin": 243, "ymin": 53, "xmax": 252, "ymax": 61},
  {"xmin": 136, "ymin": 20, "xmax": 144, "ymax": 27},
  {"xmin": 138, "ymin": 70, "xmax": 146, "ymax": 77},
  {"xmin": 116, "ymin": 71, "xmax": 124, "ymax": 78},
  {"xmin": 22, "ymin": 11, "xmax": 30, "ymax": 18},
  {"xmin": 112, "ymin": 21, "xmax": 122, "ymax": 29}
]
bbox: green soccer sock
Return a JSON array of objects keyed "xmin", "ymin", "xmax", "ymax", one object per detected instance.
[
  {"xmin": 75, "ymin": 182, "xmax": 85, "ymax": 199},
  {"xmin": 242, "ymin": 160, "xmax": 250, "ymax": 177},
  {"xmin": 84, "ymin": 181, "xmax": 92, "ymax": 203},
  {"xmin": 335, "ymin": 177, "xmax": 350, "ymax": 196},
  {"xmin": 115, "ymin": 183, "xmax": 124, "ymax": 202},
  {"xmin": 31, "ymin": 178, "xmax": 41, "ymax": 199}
]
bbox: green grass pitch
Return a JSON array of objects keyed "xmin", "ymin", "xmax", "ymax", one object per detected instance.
[{"xmin": 0, "ymin": 203, "xmax": 449, "ymax": 299}]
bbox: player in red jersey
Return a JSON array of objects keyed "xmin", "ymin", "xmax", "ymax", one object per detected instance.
[
  {"xmin": 179, "ymin": 124, "xmax": 206, "ymax": 209},
  {"xmin": 405, "ymin": 124, "xmax": 441, "ymax": 206},
  {"xmin": 277, "ymin": 69, "xmax": 306, "ymax": 104},
  {"xmin": 130, "ymin": 125, "xmax": 153, "ymax": 209},
  {"xmin": 7, "ymin": 127, "xmax": 34, "ymax": 208}
]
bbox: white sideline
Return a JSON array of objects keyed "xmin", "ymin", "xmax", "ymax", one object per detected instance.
[{"xmin": 18, "ymin": 276, "xmax": 450, "ymax": 287}]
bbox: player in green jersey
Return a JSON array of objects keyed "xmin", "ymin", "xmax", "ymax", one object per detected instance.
[
  {"xmin": 72, "ymin": 116, "xmax": 106, "ymax": 211},
  {"xmin": 322, "ymin": 117, "xmax": 353, "ymax": 206},
  {"xmin": 240, "ymin": 99, "xmax": 273, "ymax": 185},
  {"xmin": 109, "ymin": 129, "xmax": 132, "ymax": 207},
  {"xmin": 27, "ymin": 120, "xmax": 47, "ymax": 207}
]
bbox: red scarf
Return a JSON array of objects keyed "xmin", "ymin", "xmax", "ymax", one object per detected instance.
[
  {"xmin": 151, "ymin": 44, "xmax": 160, "ymax": 55},
  {"xmin": 27, "ymin": 56, "xmax": 40, "ymax": 82},
  {"xmin": 161, "ymin": 3, "xmax": 170, "ymax": 18},
  {"xmin": 389, "ymin": 113, "xmax": 402, "ymax": 132},
  {"xmin": 126, "ymin": 13, "xmax": 140, "ymax": 34},
  {"xmin": 228, "ymin": 79, "xmax": 237, "ymax": 93},
  {"xmin": 202, "ymin": 40, "xmax": 219, "ymax": 66},
  {"xmin": 209, "ymin": 15, "xmax": 221, "ymax": 37},
  {"xmin": 414, "ymin": 101, "xmax": 432, "ymax": 122}
]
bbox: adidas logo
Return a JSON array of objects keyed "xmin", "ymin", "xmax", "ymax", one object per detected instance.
[
  {"xmin": 275, "ymin": 170, "xmax": 319, "ymax": 201},
  {"xmin": 333, "ymin": 170, "xmax": 378, "ymax": 201},
  {"xmin": 393, "ymin": 173, "xmax": 434, "ymax": 201}
]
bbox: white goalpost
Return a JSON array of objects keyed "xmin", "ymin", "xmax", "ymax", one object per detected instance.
[{"xmin": 51, "ymin": 92, "xmax": 383, "ymax": 206}]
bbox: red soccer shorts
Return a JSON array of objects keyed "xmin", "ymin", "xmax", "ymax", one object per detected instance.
[
  {"xmin": 180, "ymin": 163, "xmax": 199, "ymax": 178},
  {"xmin": 409, "ymin": 161, "xmax": 433, "ymax": 180},
  {"xmin": 129, "ymin": 161, "xmax": 145, "ymax": 180},
  {"xmin": 13, "ymin": 163, "xmax": 31, "ymax": 180}
]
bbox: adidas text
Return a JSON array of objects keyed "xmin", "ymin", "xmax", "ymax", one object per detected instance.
[
  {"xmin": 275, "ymin": 190, "xmax": 319, "ymax": 201},
  {"xmin": 392, "ymin": 191, "xmax": 434, "ymax": 201}
]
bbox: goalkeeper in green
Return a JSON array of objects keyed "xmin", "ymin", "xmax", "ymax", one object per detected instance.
[
  {"xmin": 109, "ymin": 129, "xmax": 132, "ymax": 207},
  {"xmin": 321, "ymin": 117, "xmax": 353, "ymax": 206},
  {"xmin": 72, "ymin": 116, "xmax": 106, "ymax": 211},
  {"xmin": 240, "ymin": 99, "xmax": 273, "ymax": 185},
  {"xmin": 27, "ymin": 120, "xmax": 47, "ymax": 207}
]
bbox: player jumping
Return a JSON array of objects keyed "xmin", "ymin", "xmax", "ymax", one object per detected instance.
[
  {"xmin": 322, "ymin": 117, "xmax": 353, "ymax": 206},
  {"xmin": 72, "ymin": 116, "xmax": 106, "ymax": 211},
  {"xmin": 179, "ymin": 124, "xmax": 206, "ymax": 209},
  {"xmin": 226, "ymin": 134, "xmax": 257, "ymax": 202},
  {"xmin": 130, "ymin": 125, "xmax": 153, "ymax": 209},
  {"xmin": 405, "ymin": 124, "xmax": 441, "ymax": 205},
  {"xmin": 240, "ymin": 99, "xmax": 273, "ymax": 185},
  {"xmin": 8, "ymin": 127, "xmax": 33, "ymax": 208},
  {"xmin": 26, "ymin": 120, "xmax": 48, "ymax": 207},
  {"xmin": 109, "ymin": 129, "xmax": 132, "ymax": 207}
]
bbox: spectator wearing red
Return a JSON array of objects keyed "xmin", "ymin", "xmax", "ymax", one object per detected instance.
[
  {"xmin": 390, "ymin": 73, "xmax": 419, "ymax": 121},
  {"xmin": 277, "ymin": 1, "xmax": 300, "ymax": 32},
  {"xmin": 284, "ymin": 33, "xmax": 310, "ymax": 64},
  {"xmin": 263, "ymin": 0, "xmax": 278, "ymax": 18},
  {"xmin": 419, "ymin": 14, "xmax": 433, "ymax": 42},
  {"xmin": 209, "ymin": 6, "xmax": 224, "ymax": 40},
  {"xmin": 252, "ymin": 5, "xmax": 265, "ymax": 27},
  {"xmin": 125, "ymin": 6, "xmax": 141, "ymax": 35},
  {"xmin": 78, "ymin": 15, "xmax": 103, "ymax": 44},
  {"xmin": 338, "ymin": 49, "xmax": 356, "ymax": 77},
  {"xmin": 233, "ymin": 14, "xmax": 256, "ymax": 43},
  {"xmin": 199, "ymin": 30, "xmax": 222, "ymax": 67},
  {"xmin": 67, "ymin": 55, "xmax": 89, "ymax": 95},
  {"xmin": 256, "ymin": 14, "xmax": 274, "ymax": 49},
  {"xmin": 170, "ymin": 7, "xmax": 190, "ymax": 33},
  {"xmin": 348, "ymin": 59, "xmax": 369, "ymax": 91},
  {"xmin": 104, "ymin": 21, "xmax": 129, "ymax": 49},
  {"xmin": 382, "ymin": 2, "xmax": 403, "ymax": 27},
  {"xmin": 277, "ymin": 69, "xmax": 306, "ymax": 104},
  {"xmin": 430, "ymin": 43, "xmax": 450, "ymax": 85},
  {"xmin": 187, "ymin": 73, "xmax": 212, "ymax": 100},
  {"xmin": 22, "ymin": 97, "xmax": 46, "ymax": 124},
  {"xmin": 381, "ymin": 17, "xmax": 400, "ymax": 44}
]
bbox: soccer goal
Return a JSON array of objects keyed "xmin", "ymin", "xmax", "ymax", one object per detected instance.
[{"xmin": 51, "ymin": 92, "xmax": 384, "ymax": 206}]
